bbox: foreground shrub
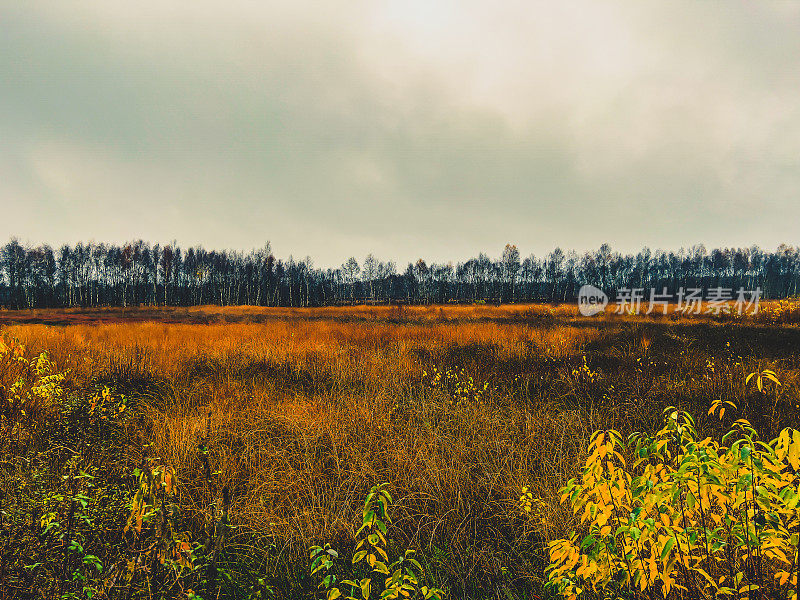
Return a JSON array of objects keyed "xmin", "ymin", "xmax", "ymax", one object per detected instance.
[
  {"xmin": 0, "ymin": 336, "xmax": 66, "ymax": 453},
  {"xmin": 0, "ymin": 338, "xmax": 240, "ymax": 599},
  {"xmin": 0, "ymin": 339, "xmax": 126, "ymax": 598},
  {"xmin": 310, "ymin": 483, "xmax": 444, "ymax": 600},
  {"xmin": 546, "ymin": 396, "xmax": 800, "ymax": 599}
]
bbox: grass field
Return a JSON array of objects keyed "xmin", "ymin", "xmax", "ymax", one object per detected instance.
[{"xmin": 1, "ymin": 303, "xmax": 799, "ymax": 599}]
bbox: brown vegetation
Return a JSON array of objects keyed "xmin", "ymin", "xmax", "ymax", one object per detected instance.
[{"xmin": 2, "ymin": 303, "xmax": 799, "ymax": 598}]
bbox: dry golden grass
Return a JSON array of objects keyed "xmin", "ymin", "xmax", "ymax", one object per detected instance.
[
  {"xmin": 3, "ymin": 303, "xmax": 799, "ymax": 597},
  {"xmin": 3, "ymin": 299, "xmax": 795, "ymax": 327}
]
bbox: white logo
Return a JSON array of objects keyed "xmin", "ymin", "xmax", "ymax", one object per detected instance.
[{"xmin": 578, "ymin": 285, "xmax": 608, "ymax": 316}]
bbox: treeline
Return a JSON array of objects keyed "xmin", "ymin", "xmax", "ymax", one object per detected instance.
[{"xmin": 1, "ymin": 239, "xmax": 799, "ymax": 309}]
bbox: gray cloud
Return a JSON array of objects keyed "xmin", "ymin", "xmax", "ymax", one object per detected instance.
[{"xmin": 2, "ymin": 1, "xmax": 799, "ymax": 266}]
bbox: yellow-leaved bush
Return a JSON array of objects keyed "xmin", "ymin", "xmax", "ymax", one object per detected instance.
[
  {"xmin": 546, "ymin": 401, "xmax": 800, "ymax": 599},
  {"xmin": 0, "ymin": 336, "xmax": 67, "ymax": 451}
]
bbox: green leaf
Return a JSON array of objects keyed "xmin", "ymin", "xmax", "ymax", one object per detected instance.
[
  {"xmin": 373, "ymin": 561, "xmax": 390, "ymax": 575},
  {"xmin": 360, "ymin": 578, "xmax": 371, "ymax": 599},
  {"xmin": 660, "ymin": 537, "xmax": 675, "ymax": 561}
]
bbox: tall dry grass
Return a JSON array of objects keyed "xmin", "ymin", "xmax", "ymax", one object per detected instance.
[{"xmin": 4, "ymin": 304, "xmax": 799, "ymax": 597}]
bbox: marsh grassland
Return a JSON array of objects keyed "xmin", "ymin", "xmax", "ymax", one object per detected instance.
[{"xmin": 1, "ymin": 304, "xmax": 799, "ymax": 599}]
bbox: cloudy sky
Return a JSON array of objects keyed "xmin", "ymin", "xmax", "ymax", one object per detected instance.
[{"xmin": 2, "ymin": 1, "xmax": 799, "ymax": 266}]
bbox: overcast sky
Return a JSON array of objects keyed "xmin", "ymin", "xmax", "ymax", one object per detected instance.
[{"xmin": 2, "ymin": 1, "xmax": 799, "ymax": 267}]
